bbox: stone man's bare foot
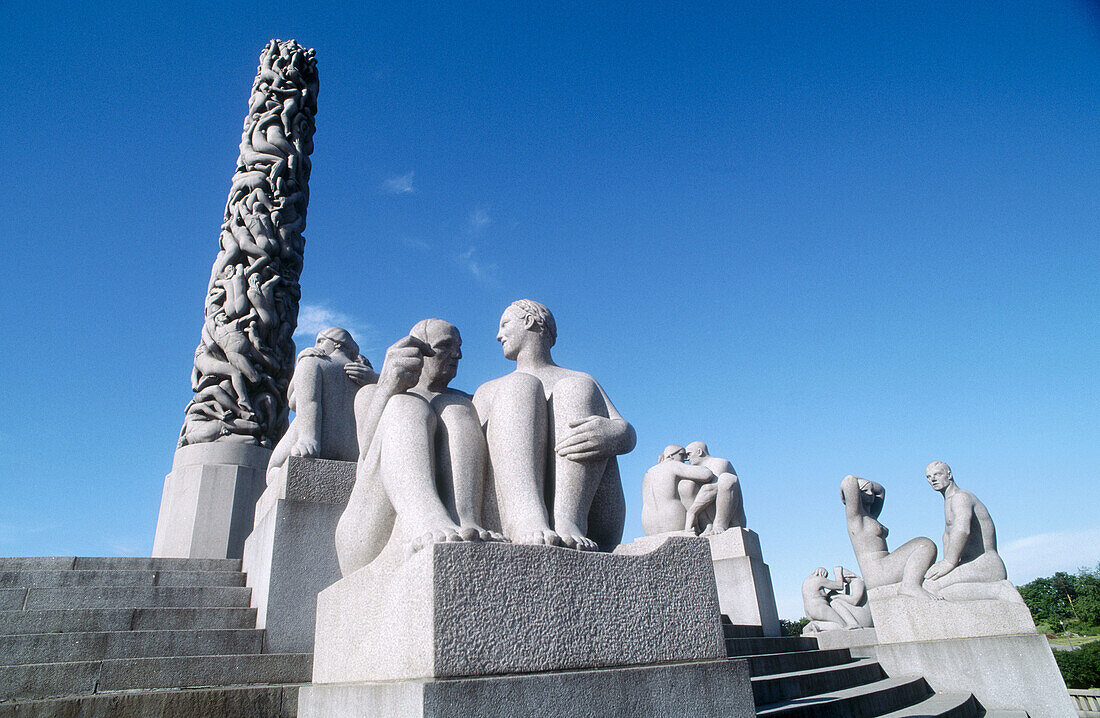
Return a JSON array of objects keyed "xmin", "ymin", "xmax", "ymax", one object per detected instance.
[
  {"xmin": 514, "ymin": 529, "xmax": 563, "ymax": 547},
  {"xmin": 458, "ymin": 525, "xmax": 509, "ymax": 543},
  {"xmin": 555, "ymin": 523, "xmax": 599, "ymax": 551},
  {"xmin": 405, "ymin": 525, "xmax": 469, "ymax": 557}
]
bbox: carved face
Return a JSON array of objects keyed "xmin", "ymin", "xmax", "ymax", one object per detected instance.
[
  {"xmin": 315, "ymin": 336, "xmax": 338, "ymax": 356},
  {"xmin": 685, "ymin": 444, "xmax": 706, "ymax": 465},
  {"xmin": 422, "ymin": 324, "xmax": 462, "ymax": 388},
  {"xmin": 496, "ymin": 306, "xmax": 529, "ymax": 361},
  {"xmin": 662, "ymin": 447, "xmax": 686, "ymax": 463},
  {"xmin": 925, "ymin": 462, "xmax": 952, "ymax": 491}
]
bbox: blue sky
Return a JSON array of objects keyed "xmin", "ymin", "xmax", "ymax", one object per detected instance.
[{"xmin": 2, "ymin": 1, "xmax": 1097, "ymax": 619}]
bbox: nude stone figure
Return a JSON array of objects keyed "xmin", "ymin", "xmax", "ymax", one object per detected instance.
[
  {"xmin": 640, "ymin": 445, "xmax": 718, "ymax": 535},
  {"xmin": 922, "ymin": 461, "xmax": 1023, "ymax": 603},
  {"xmin": 802, "ymin": 566, "xmax": 874, "ymax": 633},
  {"xmin": 335, "ymin": 320, "xmax": 502, "ymax": 576},
  {"xmin": 841, "ymin": 474, "xmax": 941, "ymax": 600},
  {"xmin": 682, "ymin": 442, "xmax": 745, "ymax": 534},
  {"xmin": 473, "ymin": 300, "xmax": 635, "ymax": 551},
  {"xmin": 265, "ymin": 328, "xmax": 375, "ymax": 483}
]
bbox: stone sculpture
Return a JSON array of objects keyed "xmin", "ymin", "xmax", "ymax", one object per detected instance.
[
  {"xmin": 473, "ymin": 299, "xmax": 634, "ymax": 551},
  {"xmin": 682, "ymin": 441, "xmax": 746, "ymax": 533},
  {"xmin": 921, "ymin": 461, "xmax": 1022, "ymax": 603},
  {"xmin": 335, "ymin": 320, "xmax": 503, "ymax": 576},
  {"xmin": 178, "ymin": 39, "xmax": 318, "ymax": 448},
  {"xmin": 640, "ymin": 445, "xmax": 719, "ymax": 535},
  {"xmin": 840, "ymin": 474, "xmax": 940, "ymax": 600},
  {"xmin": 265, "ymin": 328, "xmax": 375, "ymax": 483},
  {"xmin": 801, "ymin": 566, "xmax": 873, "ymax": 633}
]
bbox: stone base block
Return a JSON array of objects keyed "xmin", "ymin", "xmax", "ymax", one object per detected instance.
[
  {"xmin": 810, "ymin": 627, "xmax": 878, "ymax": 658},
  {"xmin": 298, "ymin": 659, "xmax": 755, "ymax": 718},
  {"xmin": 313, "ymin": 538, "xmax": 725, "ymax": 684},
  {"xmin": 868, "ymin": 585, "xmax": 1035, "ymax": 643},
  {"xmin": 876, "ymin": 633, "xmax": 1076, "ymax": 717},
  {"xmin": 152, "ymin": 443, "xmax": 270, "ymax": 559},
  {"xmin": 242, "ymin": 457, "xmax": 355, "ymax": 653},
  {"xmin": 616, "ymin": 529, "xmax": 780, "ymax": 637}
]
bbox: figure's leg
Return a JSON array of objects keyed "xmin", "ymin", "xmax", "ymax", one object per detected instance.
[
  {"xmin": 265, "ymin": 424, "xmax": 296, "ymax": 484},
  {"xmin": 876, "ymin": 537, "xmax": 941, "ymax": 600},
  {"xmin": 829, "ymin": 599, "xmax": 862, "ymax": 628},
  {"xmin": 712, "ymin": 472, "xmax": 745, "ymax": 532},
  {"xmin": 375, "ymin": 394, "xmax": 470, "ymax": 555},
  {"xmin": 686, "ymin": 484, "xmax": 718, "ymax": 533},
  {"xmin": 587, "ymin": 461, "xmax": 626, "ymax": 549},
  {"xmin": 335, "ymin": 446, "xmax": 396, "ymax": 576},
  {"xmin": 806, "ymin": 598, "xmax": 850, "ymax": 629},
  {"xmin": 485, "ymin": 373, "xmax": 558, "ymax": 546},
  {"xmin": 435, "ymin": 397, "xmax": 504, "ymax": 542},
  {"xmin": 549, "ymin": 376, "xmax": 609, "ymax": 551}
]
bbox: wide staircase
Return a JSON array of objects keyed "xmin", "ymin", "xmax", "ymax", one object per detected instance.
[
  {"xmin": 0, "ymin": 557, "xmax": 310, "ymax": 717},
  {"xmin": 723, "ymin": 618, "xmax": 1026, "ymax": 717}
]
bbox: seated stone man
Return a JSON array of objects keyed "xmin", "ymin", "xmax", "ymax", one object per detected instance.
[
  {"xmin": 473, "ymin": 300, "xmax": 635, "ymax": 551},
  {"xmin": 334, "ymin": 320, "xmax": 501, "ymax": 576},
  {"xmin": 641, "ymin": 445, "xmax": 719, "ymax": 535},
  {"xmin": 922, "ymin": 461, "xmax": 1023, "ymax": 603},
  {"xmin": 266, "ymin": 327, "xmax": 374, "ymax": 483},
  {"xmin": 681, "ymin": 441, "xmax": 746, "ymax": 534}
]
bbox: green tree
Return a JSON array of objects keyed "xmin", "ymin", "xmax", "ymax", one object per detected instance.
[
  {"xmin": 779, "ymin": 618, "xmax": 809, "ymax": 637},
  {"xmin": 1054, "ymin": 642, "xmax": 1100, "ymax": 689}
]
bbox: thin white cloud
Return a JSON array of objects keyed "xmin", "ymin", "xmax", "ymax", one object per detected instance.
[
  {"xmin": 382, "ymin": 171, "xmax": 415, "ymax": 195},
  {"xmin": 1000, "ymin": 528, "xmax": 1100, "ymax": 584},
  {"xmin": 294, "ymin": 303, "xmax": 375, "ymax": 351},
  {"xmin": 457, "ymin": 246, "xmax": 499, "ymax": 285},
  {"xmin": 467, "ymin": 207, "xmax": 491, "ymax": 233}
]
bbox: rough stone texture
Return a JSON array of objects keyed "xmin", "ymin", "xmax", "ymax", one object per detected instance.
[
  {"xmin": 243, "ymin": 458, "xmax": 351, "ymax": 652},
  {"xmin": 254, "ymin": 456, "xmax": 355, "ymax": 522},
  {"xmin": 617, "ymin": 530, "xmax": 780, "ymax": 636},
  {"xmin": 868, "ymin": 586, "xmax": 1036, "ymax": 643},
  {"xmin": 876, "ymin": 633, "xmax": 1077, "ymax": 717},
  {"xmin": 299, "ymin": 659, "xmax": 754, "ymax": 718},
  {"xmin": 312, "ymin": 538, "xmax": 724, "ymax": 683},
  {"xmin": 153, "ymin": 442, "xmax": 270, "ymax": 559}
]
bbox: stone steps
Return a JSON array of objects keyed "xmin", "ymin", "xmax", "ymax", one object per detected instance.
[
  {"xmin": 0, "ymin": 557, "xmax": 242, "ymax": 572},
  {"xmin": 744, "ymin": 647, "xmax": 857, "ymax": 676},
  {"xmin": 0, "ymin": 628, "xmax": 264, "ymax": 665},
  {"xmin": 877, "ymin": 692, "xmax": 982, "ymax": 717},
  {"xmin": 0, "ymin": 685, "xmax": 302, "ymax": 718},
  {"xmin": 751, "ymin": 656, "xmax": 888, "ymax": 706},
  {"xmin": 0, "ymin": 568, "xmax": 246, "ymax": 588},
  {"xmin": 6, "ymin": 585, "xmax": 253, "ymax": 610},
  {"xmin": 0, "ymin": 606, "xmax": 258, "ymax": 634},
  {"xmin": 727, "ymin": 634, "xmax": 819, "ymax": 656},
  {"xmin": 0, "ymin": 653, "xmax": 312, "ymax": 702},
  {"xmin": 755, "ymin": 675, "xmax": 937, "ymax": 716}
]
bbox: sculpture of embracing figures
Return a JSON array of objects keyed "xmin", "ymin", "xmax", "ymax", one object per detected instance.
[{"xmin": 335, "ymin": 300, "xmax": 634, "ymax": 576}]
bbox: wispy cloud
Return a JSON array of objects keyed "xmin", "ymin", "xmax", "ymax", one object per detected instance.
[
  {"xmin": 457, "ymin": 246, "xmax": 499, "ymax": 285},
  {"xmin": 467, "ymin": 207, "xmax": 491, "ymax": 234},
  {"xmin": 1000, "ymin": 528, "xmax": 1100, "ymax": 583},
  {"xmin": 294, "ymin": 303, "xmax": 375, "ymax": 350},
  {"xmin": 382, "ymin": 171, "xmax": 415, "ymax": 195}
]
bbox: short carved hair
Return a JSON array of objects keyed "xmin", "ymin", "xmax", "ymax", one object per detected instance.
[
  {"xmin": 409, "ymin": 318, "xmax": 457, "ymax": 346},
  {"xmin": 509, "ymin": 299, "xmax": 557, "ymax": 347},
  {"xmin": 317, "ymin": 327, "xmax": 359, "ymax": 357}
]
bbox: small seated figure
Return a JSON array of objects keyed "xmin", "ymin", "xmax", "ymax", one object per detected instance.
[
  {"xmin": 266, "ymin": 327, "xmax": 375, "ymax": 483},
  {"xmin": 335, "ymin": 320, "xmax": 503, "ymax": 576},
  {"xmin": 841, "ymin": 474, "xmax": 941, "ymax": 600},
  {"xmin": 681, "ymin": 441, "xmax": 746, "ymax": 534},
  {"xmin": 802, "ymin": 566, "xmax": 874, "ymax": 633},
  {"xmin": 473, "ymin": 300, "xmax": 635, "ymax": 551},
  {"xmin": 922, "ymin": 461, "xmax": 1023, "ymax": 603},
  {"xmin": 640, "ymin": 445, "xmax": 718, "ymax": 535}
]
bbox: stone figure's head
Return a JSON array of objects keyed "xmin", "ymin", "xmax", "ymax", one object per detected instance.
[
  {"xmin": 925, "ymin": 461, "xmax": 954, "ymax": 492},
  {"xmin": 684, "ymin": 441, "xmax": 709, "ymax": 465},
  {"xmin": 659, "ymin": 444, "xmax": 686, "ymax": 463},
  {"xmin": 498, "ymin": 299, "xmax": 556, "ymax": 360},
  {"xmin": 315, "ymin": 327, "xmax": 360, "ymax": 359},
  {"xmin": 841, "ymin": 476, "xmax": 885, "ymax": 519},
  {"xmin": 411, "ymin": 319, "xmax": 462, "ymax": 390}
]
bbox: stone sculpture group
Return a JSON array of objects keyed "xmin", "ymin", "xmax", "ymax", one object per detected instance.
[
  {"xmin": 801, "ymin": 565, "xmax": 873, "ymax": 633},
  {"xmin": 324, "ymin": 299, "xmax": 634, "ymax": 575},
  {"xmin": 641, "ymin": 441, "xmax": 744, "ymax": 536}
]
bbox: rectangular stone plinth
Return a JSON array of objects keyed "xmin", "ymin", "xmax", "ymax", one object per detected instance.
[
  {"xmin": 868, "ymin": 585, "xmax": 1036, "ymax": 643},
  {"xmin": 876, "ymin": 634, "xmax": 1076, "ymax": 717},
  {"xmin": 312, "ymin": 538, "xmax": 725, "ymax": 684},
  {"xmin": 299, "ymin": 659, "xmax": 755, "ymax": 718},
  {"xmin": 242, "ymin": 457, "xmax": 355, "ymax": 653},
  {"xmin": 616, "ymin": 530, "xmax": 780, "ymax": 637},
  {"xmin": 152, "ymin": 443, "xmax": 270, "ymax": 559},
  {"xmin": 811, "ymin": 627, "xmax": 878, "ymax": 658}
]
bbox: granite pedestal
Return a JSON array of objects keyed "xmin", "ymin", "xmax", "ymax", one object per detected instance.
[
  {"xmin": 241, "ymin": 456, "xmax": 355, "ymax": 653},
  {"xmin": 301, "ymin": 538, "xmax": 755, "ymax": 717},
  {"xmin": 616, "ymin": 529, "xmax": 780, "ymax": 636},
  {"xmin": 153, "ymin": 443, "xmax": 270, "ymax": 560},
  {"xmin": 869, "ymin": 585, "xmax": 1076, "ymax": 717}
]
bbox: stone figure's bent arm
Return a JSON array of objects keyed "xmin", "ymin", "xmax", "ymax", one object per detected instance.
[{"xmin": 925, "ymin": 493, "xmax": 975, "ymax": 581}]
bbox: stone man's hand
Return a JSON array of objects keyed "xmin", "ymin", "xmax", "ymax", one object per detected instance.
[
  {"xmin": 378, "ymin": 336, "xmax": 434, "ymax": 394},
  {"xmin": 343, "ymin": 359, "xmax": 377, "ymax": 387},
  {"xmin": 554, "ymin": 416, "xmax": 620, "ymax": 462},
  {"xmin": 924, "ymin": 559, "xmax": 956, "ymax": 582}
]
